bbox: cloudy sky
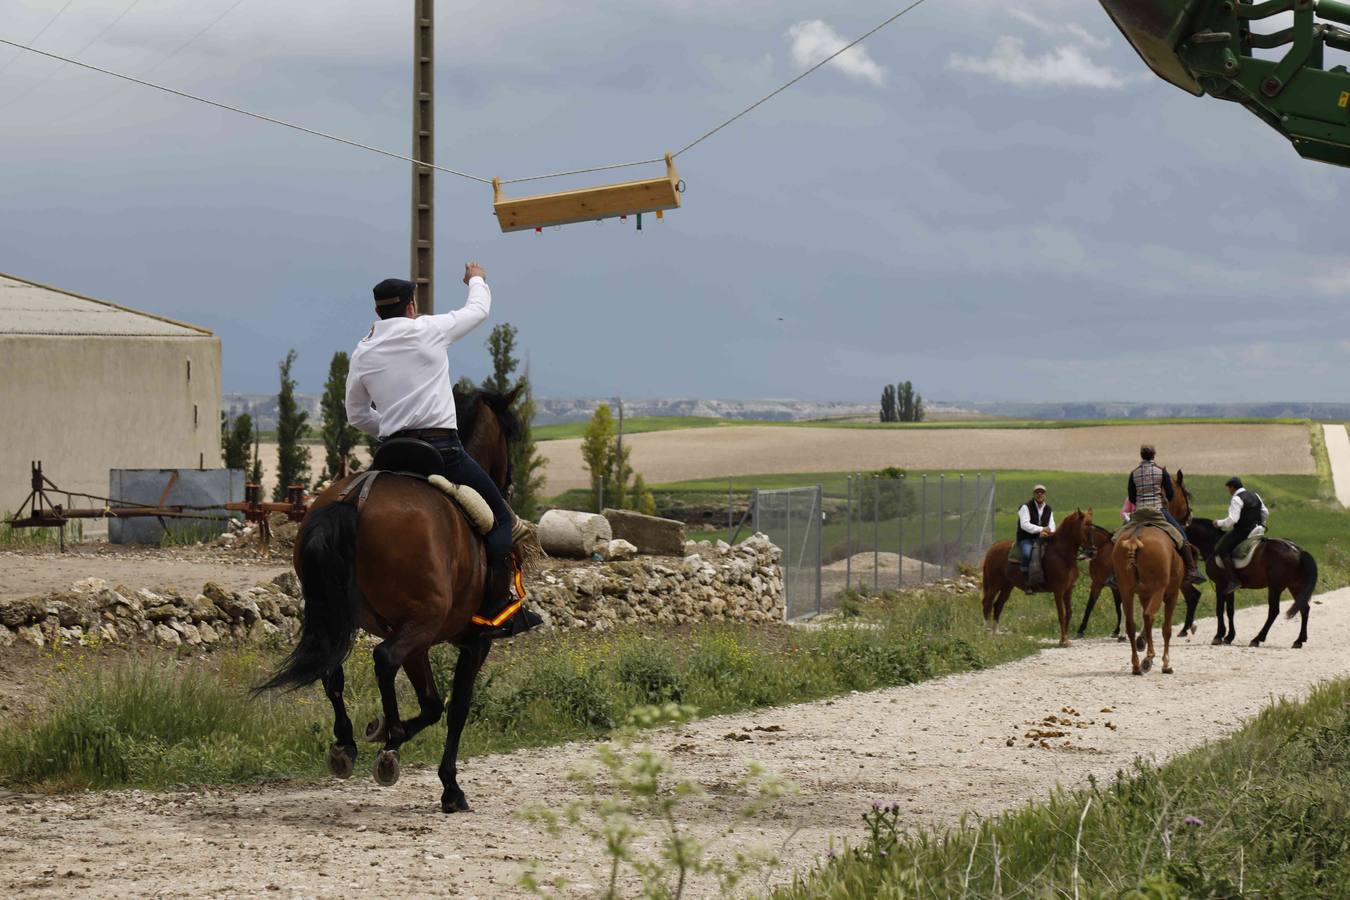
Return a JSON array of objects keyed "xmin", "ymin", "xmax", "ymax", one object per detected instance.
[{"xmin": 2, "ymin": 0, "xmax": 1346, "ymax": 402}]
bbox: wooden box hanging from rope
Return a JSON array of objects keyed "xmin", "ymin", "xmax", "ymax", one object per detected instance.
[{"xmin": 493, "ymin": 153, "xmax": 680, "ymax": 233}]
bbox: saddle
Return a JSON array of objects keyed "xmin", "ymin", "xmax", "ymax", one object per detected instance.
[
  {"xmin": 337, "ymin": 438, "xmax": 494, "ymax": 534},
  {"xmin": 1007, "ymin": 541, "xmax": 1047, "ymax": 591},
  {"xmin": 1215, "ymin": 525, "xmax": 1266, "ymax": 571},
  {"xmin": 1119, "ymin": 508, "xmax": 1184, "ymax": 550}
]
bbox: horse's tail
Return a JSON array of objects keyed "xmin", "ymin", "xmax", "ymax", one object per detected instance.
[
  {"xmin": 1120, "ymin": 534, "xmax": 1142, "ymax": 581},
  {"xmin": 1287, "ymin": 549, "xmax": 1318, "ymax": 619},
  {"xmin": 254, "ymin": 501, "xmax": 361, "ymax": 694}
]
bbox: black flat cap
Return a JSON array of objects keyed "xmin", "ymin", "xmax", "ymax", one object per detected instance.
[
  {"xmin": 1225, "ymin": 476, "xmax": 1244, "ymax": 489},
  {"xmin": 373, "ymin": 278, "xmax": 415, "ymax": 306}
]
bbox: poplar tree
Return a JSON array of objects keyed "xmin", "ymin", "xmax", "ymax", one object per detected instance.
[
  {"xmin": 222, "ymin": 412, "xmax": 254, "ymax": 470},
  {"xmin": 318, "ymin": 351, "xmax": 363, "ymax": 482},
  {"xmin": 581, "ymin": 403, "xmax": 616, "ymax": 511},
  {"xmin": 273, "ymin": 350, "xmax": 310, "ymax": 500},
  {"xmin": 482, "ymin": 323, "xmax": 546, "ymax": 519}
]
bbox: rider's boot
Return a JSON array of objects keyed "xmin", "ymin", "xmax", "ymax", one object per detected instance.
[
  {"xmin": 474, "ymin": 554, "xmax": 543, "ymax": 640},
  {"xmin": 1180, "ymin": 544, "xmax": 1206, "ymax": 585}
]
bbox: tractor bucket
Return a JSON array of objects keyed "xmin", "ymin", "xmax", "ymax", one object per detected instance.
[{"xmin": 1098, "ymin": 0, "xmax": 1205, "ymax": 95}]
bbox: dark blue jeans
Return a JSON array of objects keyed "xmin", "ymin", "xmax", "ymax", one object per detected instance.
[
  {"xmin": 1017, "ymin": 538, "xmax": 1036, "ymax": 570},
  {"xmin": 424, "ymin": 434, "xmax": 513, "ymax": 561}
]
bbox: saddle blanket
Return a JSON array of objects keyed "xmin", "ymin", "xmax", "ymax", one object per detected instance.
[
  {"xmin": 1119, "ymin": 508, "xmax": 1184, "ymax": 549},
  {"xmin": 340, "ymin": 470, "xmax": 494, "ymax": 535},
  {"xmin": 1217, "ymin": 525, "xmax": 1265, "ymax": 571}
]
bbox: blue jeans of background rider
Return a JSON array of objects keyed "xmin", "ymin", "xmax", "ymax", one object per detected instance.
[
  {"xmin": 1161, "ymin": 508, "xmax": 1188, "ymax": 542},
  {"xmin": 1017, "ymin": 538, "xmax": 1036, "ymax": 570},
  {"xmin": 424, "ymin": 434, "xmax": 513, "ymax": 561}
]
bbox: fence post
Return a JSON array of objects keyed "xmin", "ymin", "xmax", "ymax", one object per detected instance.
[
  {"xmin": 958, "ymin": 474, "xmax": 966, "ymax": 566},
  {"xmin": 786, "ymin": 489, "xmax": 794, "ymax": 620},
  {"xmin": 873, "ymin": 475, "xmax": 880, "ymax": 595},
  {"xmin": 939, "ymin": 474, "xmax": 946, "ymax": 579},
  {"xmin": 727, "ymin": 479, "xmax": 733, "ymax": 543},
  {"xmin": 897, "ymin": 474, "xmax": 905, "ymax": 590},
  {"xmin": 920, "ymin": 474, "xmax": 927, "ymax": 582},
  {"xmin": 845, "ymin": 475, "xmax": 852, "ymax": 594},
  {"xmin": 815, "ymin": 485, "xmax": 823, "ymax": 617}
]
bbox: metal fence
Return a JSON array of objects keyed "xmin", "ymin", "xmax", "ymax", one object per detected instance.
[
  {"xmin": 830, "ymin": 473, "xmax": 997, "ymax": 607},
  {"xmin": 752, "ymin": 486, "xmax": 822, "ymax": 621}
]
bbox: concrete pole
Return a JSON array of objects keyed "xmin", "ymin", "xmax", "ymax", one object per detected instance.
[{"xmin": 411, "ymin": 0, "xmax": 435, "ymax": 312}]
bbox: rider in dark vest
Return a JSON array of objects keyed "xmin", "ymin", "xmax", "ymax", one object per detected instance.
[
  {"xmin": 1214, "ymin": 477, "xmax": 1268, "ymax": 566},
  {"xmin": 1014, "ymin": 485, "xmax": 1054, "ymax": 574},
  {"xmin": 1127, "ymin": 445, "xmax": 1204, "ymax": 584}
]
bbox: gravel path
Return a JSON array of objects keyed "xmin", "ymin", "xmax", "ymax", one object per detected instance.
[
  {"xmin": 539, "ymin": 423, "xmax": 1314, "ymax": 494},
  {"xmin": 2, "ymin": 588, "xmax": 1346, "ymax": 898},
  {"xmin": 1324, "ymin": 424, "xmax": 1350, "ymax": 507},
  {"xmin": 0, "ymin": 548, "xmax": 289, "ymax": 603}
]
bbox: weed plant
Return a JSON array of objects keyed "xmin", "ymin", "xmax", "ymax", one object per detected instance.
[
  {"xmin": 0, "ymin": 589, "xmax": 1036, "ymax": 791},
  {"xmin": 778, "ymin": 678, "xmax": 1350, "ymax": 898}
]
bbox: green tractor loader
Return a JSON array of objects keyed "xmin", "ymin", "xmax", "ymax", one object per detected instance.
[{"xmin": 1100, "ymin": 0, "xmax": 1350, "ymax": 165}]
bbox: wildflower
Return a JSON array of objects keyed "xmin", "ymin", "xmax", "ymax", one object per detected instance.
[
  {"xmin": 1183, "ymin": 815, "xmax": 1204, "ymax": 827},
  {"xmin": 871, "ymin": 800, "xmax": 883, "ymax": 811}
]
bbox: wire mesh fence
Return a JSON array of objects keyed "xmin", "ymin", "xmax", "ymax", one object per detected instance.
[{"xmin": 752, "ymin": 486, "xmax": 822, "ymax": 621}]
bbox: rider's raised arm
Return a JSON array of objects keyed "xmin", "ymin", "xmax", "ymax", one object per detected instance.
[
  {"xmin": 424, "ymin": 275, "xmax": 491, "ymax": 347},
  {"xmin": 345, "ymin": 368, "xmax": 381, "ymax": 437}
]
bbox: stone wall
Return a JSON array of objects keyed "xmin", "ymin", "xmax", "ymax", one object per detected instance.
[{"xmin": 0, "ymin": 533, "xmax": 786, "ymax": 649}]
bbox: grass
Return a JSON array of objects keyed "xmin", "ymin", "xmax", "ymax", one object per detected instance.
[
  {"xmin": 778, "ymin": 676, "xmax": 1350, "ymax": 898},
  {"xmin": 0, "ymin": 521, "xmax": 82, "ymax": 549},
  {"xmin": 0, "ymin": 590, "xmax": 1039, "ymax": 792}
]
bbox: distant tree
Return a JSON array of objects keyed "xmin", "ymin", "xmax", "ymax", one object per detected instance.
[
  {"xmin": 222, "ymin": 412, "xmax": 254, "ymax": 471},
  {"xmin": 455, "ymin": 375, "xmax": 478, "ymax": 396},
  {"xmin": 581, "ymin": 403, "xmax": 616, "ymax": 511},
  {"xmin": 897, "ymin": 381, "xmax": 913, "ymax": 422},
  {"xmin": 913, "ymin": 392, "xmax": 926, "ymax": 423},
  {"xmin": 509, "ymin": 369, "xmax": 548, "ymax": 519},
  {"xmin": 250, "ymin": 420, "xmax": 263, "ymax": 485},
  {"xmin": 483, "ymin": 323, "xmax": 518, "ymax": 395},
  {"xmin": 318, "ymin": 351, "xmax": 363, "ymax": 484},
  {"xmin": 273, "ymin": 350, "xmax": 310, "ymax": 500},
  {"xmin": 631, "ymin": 473, "xmax": 656, "ymax": 516},
  {"xmin": 880, "ymin": 384, "xmax": 897, "ymax": 423}
]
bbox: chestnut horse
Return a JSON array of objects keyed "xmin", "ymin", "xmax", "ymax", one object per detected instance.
[
  {"xmin": 1186, "ymin": 518, "xmax": 1317, "ymax": 648},
  {"xmin": 1076, "ymin": 524, "xmax": 1204, "ymax": 641},
  {"xmin": 980, "ymin": 509, "xmax": 1094, "ymax": 646},
  {"xmin": 1113, "ymin": 522, "xmax": 1182, "ymax": 676},
  {"xmin": 258, "ymin": 388, "xmax": 522, "ymax": 813}
]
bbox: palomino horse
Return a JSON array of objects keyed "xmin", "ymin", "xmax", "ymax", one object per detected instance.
[
  {"xmin": 980, "ymin": 509, "xmax": 1094, "ymax": 646},
  {"xmin": 1186, "ymin": 518, "xmax": 1317, "ymax": 648},
  {"xmin": 258, "ymin": 388, "xmax": 522, "ymax": 813},
  {"xmin": 1112, "ymin": 521, "xmax": 1182, "ymax": 676}
]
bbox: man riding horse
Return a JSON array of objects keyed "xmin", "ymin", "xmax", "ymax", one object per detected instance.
[
  {"xmin": 1015, "ymin": 484, "xmax": 1054, "ymax": 587},
  {"xmin": 345, "ymin": 265, "xmax": 542, "ymax": 638},
  {"xmin": 1127, "ymin": 445, "xmax": 1205, "ymax": 585},
  {"xmin": 1212, "ymin": 476, "xmax": 1269, "ymax": 569}
]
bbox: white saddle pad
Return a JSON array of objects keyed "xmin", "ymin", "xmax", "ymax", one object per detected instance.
[
  {"xmin": 1218, "ymin": 525, "xmax": 1265, "ymax": 570},
  {"xmin": 427, "ymin": 475, "xmax": 494, "ymax": 535}
]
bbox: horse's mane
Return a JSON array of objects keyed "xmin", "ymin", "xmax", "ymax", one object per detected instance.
[{"xmin": 453, "ymin": 387, "xmax": 523, "ymax": 446}]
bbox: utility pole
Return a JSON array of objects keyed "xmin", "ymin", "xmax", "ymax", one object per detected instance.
[{"xmin": 411, "ymin": 0, "xmax": 434, "ymax": 312}]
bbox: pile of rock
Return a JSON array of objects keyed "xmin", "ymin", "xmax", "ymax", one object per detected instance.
[
  {"xmin": 0, "ymin": 573, "xmax": 303, "ymax": 650},
  {"xmin": 527, "ymin": 533, "xmax": 784, "ymax": 631}
]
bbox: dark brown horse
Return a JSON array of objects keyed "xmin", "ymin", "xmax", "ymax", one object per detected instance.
[
  {"xmin": 1187, "ymin": 518, "xmax": 1317, "ymax": 648},
  {"xmin": 1113, "ymin": 522, "xmax": 1182, "ymax": 675},
  {"xmin": 258, "ymin": 388, "xmax": 523, "ymax": 813},
  {"xmin": 980, "ymin": 509, "xmax": 1095, "ymax": 646}
]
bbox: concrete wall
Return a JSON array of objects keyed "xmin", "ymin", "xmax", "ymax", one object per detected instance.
[{"xmin": 0, "ymin": 335, "xmax": 222, "ymax": 530}]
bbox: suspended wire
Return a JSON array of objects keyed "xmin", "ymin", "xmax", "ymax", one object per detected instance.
[
  {"xmin": 145, "ymin": 0, "xmax": 251, "ymax": 76},
  {"xmin": 674, "ymin": 0, "xmax": 935, "ymax": 158},
  {"xmin": 0, "ymin": 0, "xmax": 147, "ymax": 110},
  {"xmin": 0, "ymin": 0, "xmax": 78, "ymax": 79},
  {"xmin": 0, "ymin": 0, "xmax": 934, "ymax": 186},
  {"xmin": 0, "ymin": 36, "xmax": 495, "ymax": 184}
]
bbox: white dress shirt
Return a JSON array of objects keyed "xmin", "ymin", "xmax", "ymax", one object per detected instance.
[
  {"xmin": 345, "ymin": 277, "xmax": 491, "ymax": 438},
  {"xmin": 1215, "ymin": 488, "xmax": 1270, "ymax": 530},
  {"xmin": 1018, "ymin": 501, "xmax": 1055, "ymax": 535}
]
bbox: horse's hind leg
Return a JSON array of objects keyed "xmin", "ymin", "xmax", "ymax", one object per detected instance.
[
  {"xmin": 1224, "ymin": 592, "xmax": 1238, "ymax": 644},
  {"xmin": 1123, "ymin": 592, "xmax": 1142, "ymax": 676},
  {"xmin": 397, "ymin": 649, "xmax": 445, "ymax": 745},
  {"xmin": 1178, "ymin": 584, "xmax": 1200, "ymax": 638},
  {"xmin": 368, "ymin": 628, "xmax": 432, "ymax": 786},
  {"xmin": 322, "ymin": 666, "xmax": 357, "ymax": 779},
  {"xmin": 439, "ymin": 637, "xmax": 491, "ymax": 814},
  {"xmin": 1112, "ymin": 589, "xmax": 1124, "ymax": 641},
  {"xmin": 1250, "ymin": 587, "xmax": 1281, "ymax": 647},
  {"xmin": 1161, "ymin": 596, "xmax": 1175, "ymax": 675},
  {"xmin": 991, "ymin": 588, "xmax": 1013, "ymax": 634},
  {"xmin": 1294, "ymin": 602, "xmax": 1309, "ymax": 649},
  {"xmin": 1077, "ymin": 585, "xmax": 1101, "ymax": 638}
]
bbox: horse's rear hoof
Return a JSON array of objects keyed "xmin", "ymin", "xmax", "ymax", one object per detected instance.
[
  {"xmin": 1059, "ymin": 639, "xmax": 1070, "ymax": 648},
  {"xmin": 1249, "ymin": 638, "xmax": 1262, "ymax": 648},
  {"xmin": 1293, "ymin": 640, "xmax": 1304, "ymax": 649},
  {"xmin": 1135, "ymin": 635, "xmax": 1146, "ymax": 652},
  {"xmin": 1116, "ymin": 635, "xmax": 1127, "ymax": 643},
  {"xmin": 441, "ymin": 794, "xmax": 472, "ymax": 814},
  {"xmin": 363, "ymin": 715, "xmax": 387, "ymax": 744},
  {"xmin": 1131, "ymin": 668, "xmax": 1143, "ymax": 676},
  {"xmin": 1211, "ymin": 636, "xmax": 1224, "ymax": 646},
  {"xmin": 374, "ymin": 749, "xmax": 400, "ymax": 787},
  {"xmin": 1223, "ymin": 636, "xmax": 1235, "ymax": 645},
  {"xmin": 1161, "ymin": 666, "xmax": 1174, "ymax": 675},
  {"xmin": 1141, "ymin": 656, "xmax": 1153, "ymax": 673},
  {"xmin": 1075, "ymin": 631, "xmax": 1086, "ymax": 639},
  {"xmin": 327, "ymin": 743, "xmax": 356, "ymax": 780}
]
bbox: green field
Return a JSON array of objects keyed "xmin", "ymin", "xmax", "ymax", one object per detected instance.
[{"xmin": 779, "ymin": 677, "xmax": 1350, "ymax": 898}]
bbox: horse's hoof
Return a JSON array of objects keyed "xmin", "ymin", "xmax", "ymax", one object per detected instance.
[
  {"xmin": 1135, "ymin": 636, "xmax": 1146, "ymax": 652},
  {"xmin": 1293, "ymin": 640, "xmax": 1304, "ymax": 649},
  {"xmin": 1059, "ymin": 639, "xmax": 1070, "ymax": 648},
  {"xmin": 374, "ymin": 749, "xmax": 400, "ymax": 787},
  {"xmin": 440, "ymin": 793, "xmax": 472, "ymax": 814},
  {"xmin": 1075, "ymin": 631, "xmax": 1086, "ymax": 639},
  {"xmin": 1223, "ymin": 636, "xmax": 1235, "ymax": 645},
  {"xmin": 1132, "ymin": 668, "xmax": 1143, "ymax": 677},
  {"xmin": 1162, "ymin": 666, "xmax": 1174, "ymax": 675},
  {"xmin": 1249, "ymin": 639, "xmax": 1262, "ymax": 648},
  {"xmin": 363, "ymin": 715, "xmax": 387, "ymax": 744},
  {"xmin": 1211, "ymin": 636, "xmax": 1223, "ymax": 646},
  {"xmin": 327, "ymin": 743, "xmax": 356, "ymax": 780},
  {"xmin": 1116, "ymin": 635, "xmax": 1127, "ymax": 643},
  {"xmin": 1141, "ymin": 656, "xmax": 1153, "ymax": 673}
]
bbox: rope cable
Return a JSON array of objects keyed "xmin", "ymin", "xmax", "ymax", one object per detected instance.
[
  {"xmin": 674, "ymin": 0, "xmax": 934, "ymax": 158},
  {"xmin": 0, "ymin": 0, "xmax": 934, "ymax": 186}
]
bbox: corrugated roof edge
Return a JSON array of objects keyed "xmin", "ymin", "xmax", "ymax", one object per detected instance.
[{"xmin": 0, "ymin": 270, "xmax": 214, "ymax": 337}]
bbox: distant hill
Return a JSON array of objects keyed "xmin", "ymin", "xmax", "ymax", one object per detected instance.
[{"xmin": 959, "ymin": 401, "xmax": 1350, "ymax": 421}]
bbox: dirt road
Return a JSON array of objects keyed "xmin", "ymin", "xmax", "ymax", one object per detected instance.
[
  {"xmin": 2, "ymin": 588, "xmax": 1345, "ymax": 898},
  {"xmin": 539, "ymin": 423, "xmax": 1314, "ymax": 494},
  {"xmin": 1324, "ymin": 424, "xmax": 1350, "ymax": 507},
  {"xmin": 0, "ymin": 547, "xmax": 289, "ymax": 603}
]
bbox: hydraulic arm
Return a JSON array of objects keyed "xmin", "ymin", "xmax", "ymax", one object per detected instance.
[{"xmin": 1099, "ymin": 0, "xmax": 1350, "ymax": 166}]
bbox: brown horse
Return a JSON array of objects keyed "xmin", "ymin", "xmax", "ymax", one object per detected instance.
[
  {"xmin": 1186, "ymin": 518, "xmax": 1317, "ymax": 648},
  {"xmin": 1113, "ymin": 523, "xmax": 1182, "ymax": 676},
  {"xmin": 1076, "ymin": 523, "xmax": 1205, "ymax": 641},
  {"xmin": 257, "ymin": 387, "xmax": 523, "ymax": 813},
  {"xmin": 980, "ymin": 509, "xmax": 1094, "ymax": 646}
]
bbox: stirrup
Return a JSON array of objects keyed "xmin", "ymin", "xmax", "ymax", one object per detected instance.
[{"xmin": 472, "ymin": 568, "xmax": 527, "ymax": 628}]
